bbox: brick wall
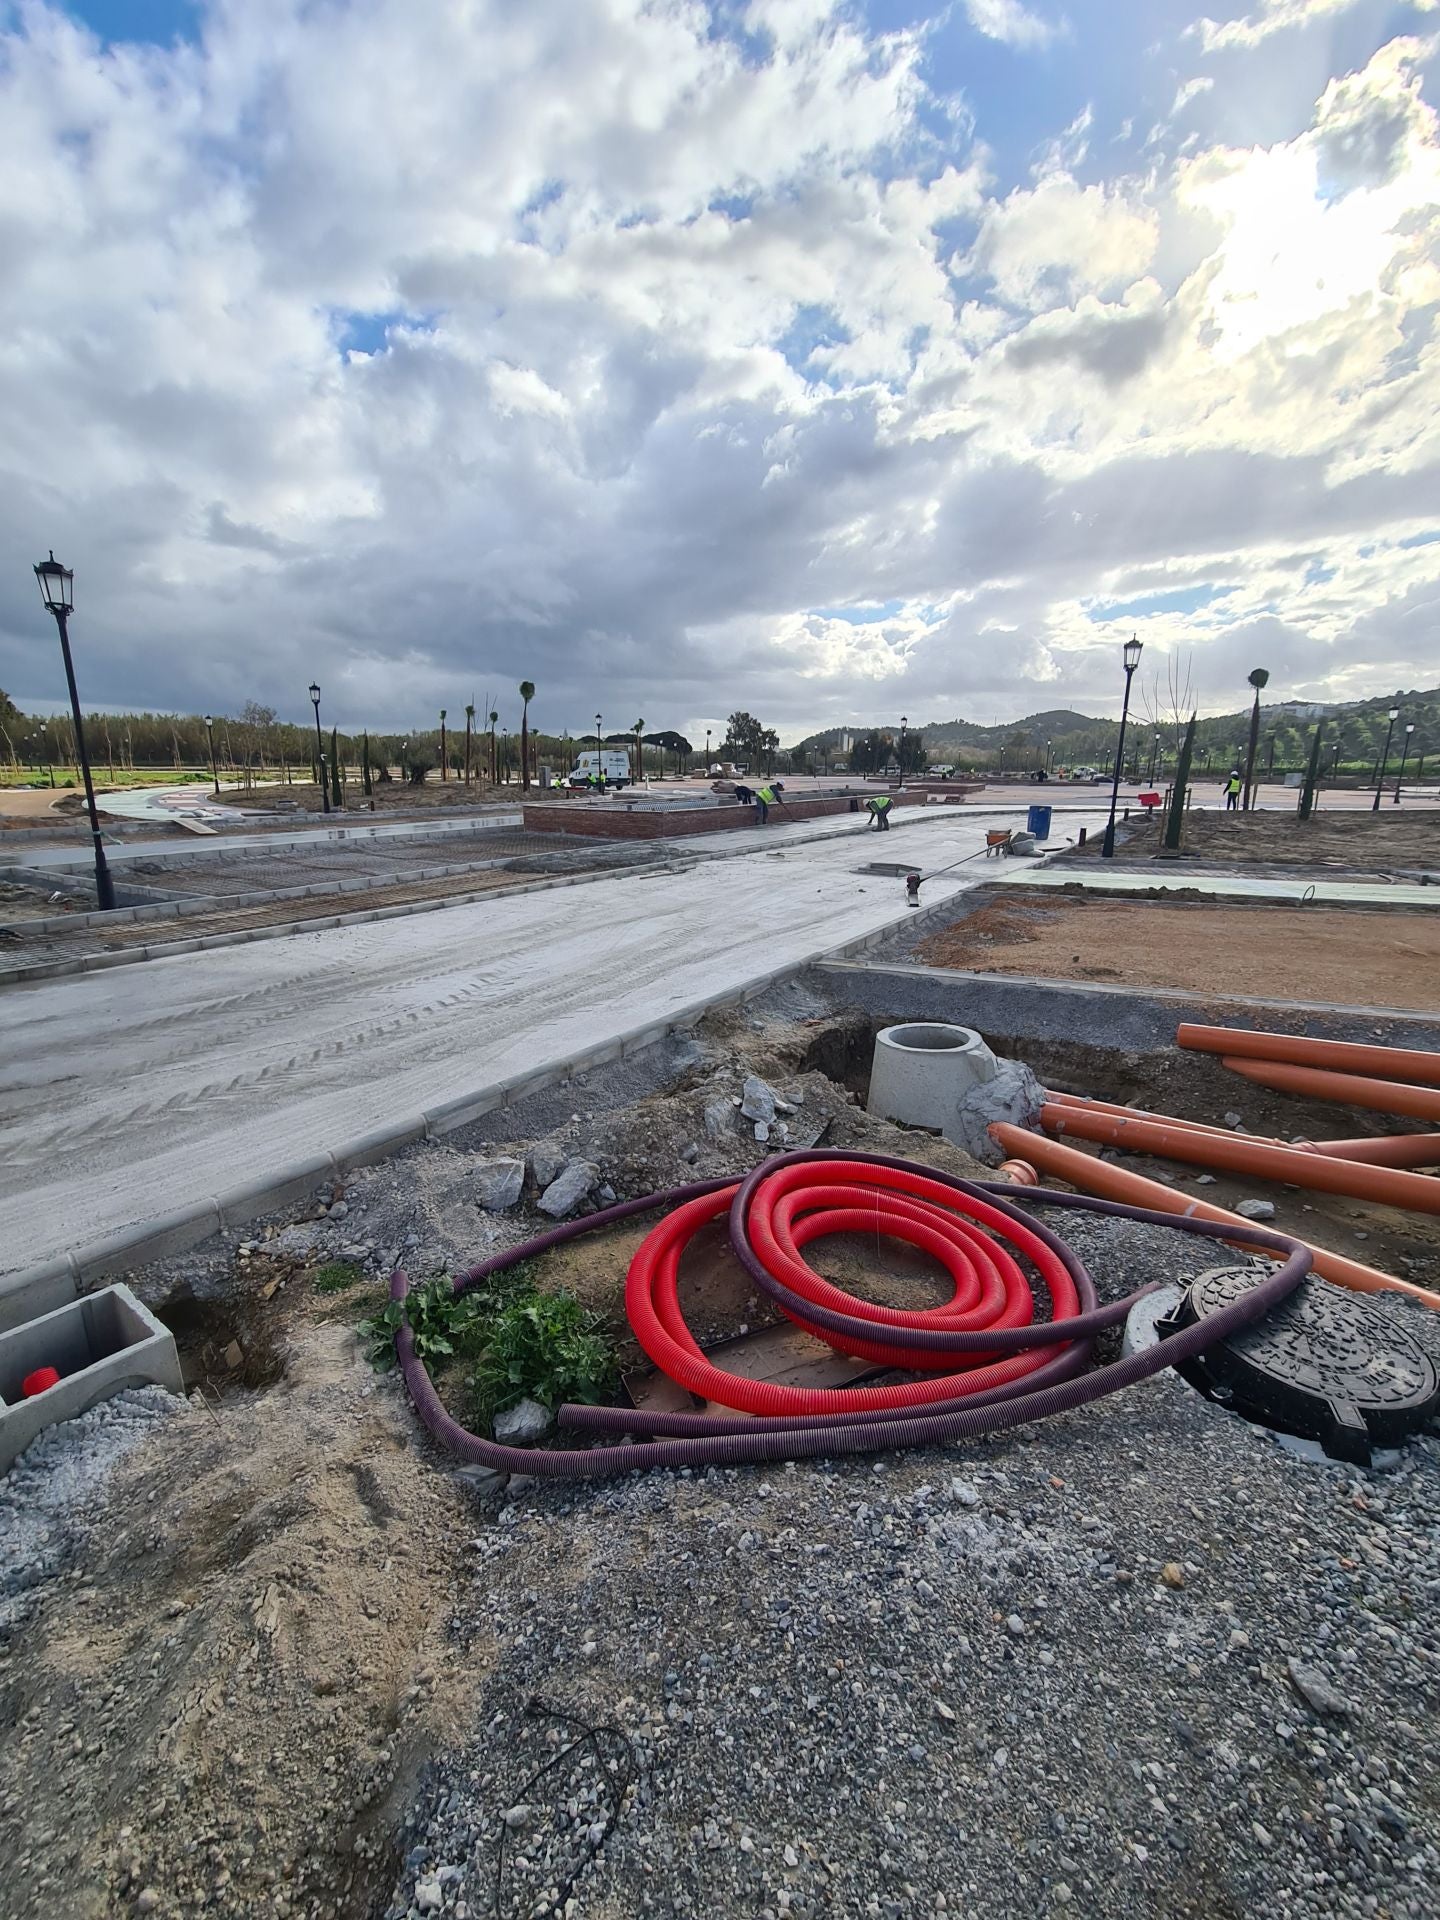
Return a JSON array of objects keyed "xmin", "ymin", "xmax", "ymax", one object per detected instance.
[{"xmin": 521, "ymin": 795, "xmax": 859, "ymax": 840}]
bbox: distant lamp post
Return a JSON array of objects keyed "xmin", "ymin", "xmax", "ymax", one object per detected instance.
[
  {"xmin": 1102, "ymin": 635, "xmax": 1143, "ymax": 860},
  {"xmin": 595, "ymin": 711, "xmax": 603, "ymax": 784},
  {"xmin": 501, "ymin": 725, "xmax": 510, "ymax": 783},
  {"xmin": 705, "ymin": 727, "xmax": 712, "ymax": 771},
  {"xmin": 439, "ymin": 709, "xmax": 448, "ymax": 782},
  {"xmin": 1373, "ymin": 707, "xmax": 1400, "ymax": 812},
  {"xmin": 1393, "ymin": 722, "xmax": 1415, "ymax": 804},
  {"xmin": 204, "ymin": 714, "xmax": 220, "ymax": 797},
  {"xmin": 309, "ymin": 681, "xmax": 330, "ymax": 814},
  {"xmin": 898, "ymin": 715, "xmax": 908, "ymax": 790},
  {"xmin": 32, "ymin": 551, "xmax": 116, "ymax": 911},
  {"xmin": 1148, "ymin": 731, "xmax": 1160, "ymax": 784}
]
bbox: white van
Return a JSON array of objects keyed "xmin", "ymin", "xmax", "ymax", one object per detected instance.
[{"xmin": 568, "ymin": 749, "xmax": 632, "ymax": 789}]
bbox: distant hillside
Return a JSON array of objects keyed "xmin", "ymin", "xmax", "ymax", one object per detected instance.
[{"xmin": 792, "ymin": 688, "xmax": 1440, "ymax": 776}]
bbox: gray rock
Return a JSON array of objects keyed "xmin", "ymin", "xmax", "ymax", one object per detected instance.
[
  {"xmin": 680, "ymin": 1142, "xmax": 699, "ymax": 1163},
  {"xmin": 950, "ymin": 1058, "xmax": 1044, "ymax": 1165},
  {"xmin": 273, "ymin": 1223, "xmax": 322, "ymax": 1257},
  {"xmin": 493, "ymin": 1398, "xmax": 553, "ymax": 1445},
  {"xmin": 472, "ymin": 1157, "xmax": 525, "ymax": 1211},
  {"xmin": 1288, "ymin": 1660, "xmax": 1351, "ymax": 1717},
  {"xmin": 327, "ymin": 1199, "xmax": 349, "ymax": 1219},
  {"xmin": 414, "ymin": 1878, "xmax": 443, "ymax": 1914},
  {"xmin": 528, "ymin": 1141, "xmax": 569, "ymax": 1191},
  {"xmin": 741, "ymin": 1076, "xmax": 779, "ymax": 1123},
  {"xmin": 1223, "ymin": 1111, "xmax": 1245, "ymax": 1130},
  {"xmin": 502, "ymin": 1804, "xmax": 534, "ymax": 1830},
  {"xmin": 703, "ymin": 1099, "xmax": 734, "ymax": 1142},
  {"xmin": 1235, "ymin": 1198, "xmax": 1276, "ymax": 1221},
  {"xmin": 539, "ymin": 1160, "xmax": 600, "ymax": 1218},
  {"xmin": 1195, "ymin": 1174, "xmax": 1217, "ymax": 1186},
  {"xmin": 754, "ymin": 1120, "xmax": 771, "ymax": 1144}
]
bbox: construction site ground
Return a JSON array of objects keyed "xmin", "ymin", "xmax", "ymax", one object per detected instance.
[
  {"xmin": 909, "ymin": 892, "xmax": 1440, "ymax": 1012},
  {"xmin": 2, "ymin": 996, "xmax": 1438, "ymax": 1920},
  {"xmin": 1083, "ymin": 806, "xmax": 1438, "ymax": 873}
]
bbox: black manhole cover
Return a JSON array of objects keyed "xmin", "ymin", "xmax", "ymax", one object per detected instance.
[{"xmin": 1160, "ymin": 1266, "xmax": 1440, "ymax": 1465}]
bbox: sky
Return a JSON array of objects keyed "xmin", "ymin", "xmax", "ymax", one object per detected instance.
[{"xmin": 2, "ymin": 0, "xmax": 1440, "ymax": 746}]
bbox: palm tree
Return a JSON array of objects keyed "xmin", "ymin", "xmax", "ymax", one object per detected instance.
[
  {"xmin": 489, "ymin": 708, "xmax": 499, "ymax": 785},
  {"xmin": 519, "ymin": 681, "xmax": 535, "ymax": 792},
  {"xmin": 632, "ymin": 717, "xmax": 645, "ymax": 784}
]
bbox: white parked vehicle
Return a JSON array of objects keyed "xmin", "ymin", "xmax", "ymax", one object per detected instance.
[{"xmin": 567, "ymin": 749, "xmax": 632, "ymax": 789}]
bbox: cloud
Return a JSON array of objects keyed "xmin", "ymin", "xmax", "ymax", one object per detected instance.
[
  {"xmin": 963, "ymin": 0, "xmax": 1066, "ymax": 51},
  {"xmin": 1196, "ymin": 0, "xmax": 1437, "ymax": 55},
  {"xmin": 1, "ymin": 1, "xmax": 1439, "ymax": 746}
]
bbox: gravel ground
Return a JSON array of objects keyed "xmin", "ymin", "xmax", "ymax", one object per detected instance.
[
  {"xmin": 0, "ymin": 1387, "xmax": 180, "ymax": 1638},
  {"xmin": 385, "ymin": 1350, "xmax": 1440, "ymax": 1920}
]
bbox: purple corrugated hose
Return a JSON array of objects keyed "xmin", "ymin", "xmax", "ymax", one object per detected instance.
[{"xmin": 389, "ymin": 1149, "xmax": 1310, "ymax": 1477}]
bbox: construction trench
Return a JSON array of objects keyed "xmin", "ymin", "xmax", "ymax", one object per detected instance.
[{"xmin": 3, "ymin": 935, "xmax": 1440, "ymax": 1916}]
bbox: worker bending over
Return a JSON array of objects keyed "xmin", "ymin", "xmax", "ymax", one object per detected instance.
[
  {"xmin": 866, "ymin": 794, "xmax": 894, "ymax": 831},
  {"xmin": 754, "ymin": 782, "xmax": 778, "ymax": 824}
]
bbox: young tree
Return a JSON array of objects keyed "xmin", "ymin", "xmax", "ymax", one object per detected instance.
[
  {"xmin": 1298, "ymin": 721, "xmax": 1324, "ymax": 822},
  {"xmin": 1163, "ymin": 713, "xmax": 1197, "ymax": 851},
  {"xmin": 464, "ymin": 703, "xmax": 475, "ymax": 786},
  {"xmin": 519, "ymin": 681, "xmax": 535, "ymax": 792},
  {"xmin": 329, "ymin": 727, "xmax": 343, "ymax": 809},
  {"xmin": 489, "ymin": 708, "xmax": 499, "ymax": 784}
]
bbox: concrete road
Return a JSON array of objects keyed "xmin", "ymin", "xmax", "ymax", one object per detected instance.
[{"xmin": 0, "ymin": 806, "xmax": 1104, "ymax": 1276}]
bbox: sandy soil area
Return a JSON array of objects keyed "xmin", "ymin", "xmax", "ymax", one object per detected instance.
[
  {"xmin": 916, "ymin": 895, "xmax": 1440, "ymax": 1011},
  {"xmin": 1082, "ymin": 806, "xmax": 1439, "ymax": 870}
]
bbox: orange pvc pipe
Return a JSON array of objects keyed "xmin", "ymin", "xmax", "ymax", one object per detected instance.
[
  {"xmin": 1039, "ymin": 1102, "xmax": 1440, "ymax": 1215},
  {"xmin": 989, "ymin": 1122, "xmax": 1440, "ymax": 1309},
  {"xmin": 1044, "ymin": 1089, "xmax": 1439, "ymax": 1167},
  {"xmin": 1220, "ymin": 1057, "xmax": 1440, "ymax": 1124},
  {"xmin": 1179, "ymin": 1024, "xmax": 1440, "ymax": 1088}
]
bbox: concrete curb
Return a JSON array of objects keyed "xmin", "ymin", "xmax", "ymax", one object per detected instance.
[{"xmin": 0, "ymin": 860, "xmax": 978, "ymax": 1321}]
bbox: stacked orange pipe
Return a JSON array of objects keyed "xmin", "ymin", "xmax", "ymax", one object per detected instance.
[
  {"xmin": 1044, "ymin": 1090, "xmax": 1439, "ymax": 1168},
  {"xmin": 1220, "ymin": 1057, "xmax": 1440, "ymax": 1124},
  {"xmin": 1177, "ymin": 1024, "xmax": 1440, "ymax": 1087},
  {"xmin": 1038, "ymin": 1102, "xmax": 1440, "ymax": 1215},
  {"xmin": 989, "ymin": 1122, "xmax": 1440, "ymax": 1310}
]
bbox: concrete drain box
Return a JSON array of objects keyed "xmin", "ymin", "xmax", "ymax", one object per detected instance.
[{"xmin": 0, "ymin": 1284, "xmax": 184, "ymax": 1474}]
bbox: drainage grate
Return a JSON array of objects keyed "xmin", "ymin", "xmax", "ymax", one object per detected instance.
[{"xmin": 1160, "ymin": 1265, "xmax": 1440, "ymax": 1466}]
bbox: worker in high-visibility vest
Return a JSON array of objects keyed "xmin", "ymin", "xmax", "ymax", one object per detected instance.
[
  {"xmin": 866, "ymin": 794, "xmax": 894, "ymax": 832},
  {"xmin": 754, "ymin": 783, "xmax": 777, "ymax": 824},
  {"xmin": 1224, "ymin": 769, "xmax": 1242, "ymax": 811}
]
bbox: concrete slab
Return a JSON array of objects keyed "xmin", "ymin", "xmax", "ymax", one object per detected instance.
[{"xmin": 0, "ymin": 1284, "xmax": 183, "ymax": 1474}]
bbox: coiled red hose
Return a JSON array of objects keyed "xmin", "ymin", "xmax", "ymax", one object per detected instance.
[{"xmin": 390, "ymin": 1149, "xmax": 1311, "ymax": 1477}]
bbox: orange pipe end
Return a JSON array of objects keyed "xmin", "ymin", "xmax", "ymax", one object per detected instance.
[
  {"xmin": 1178, "ymin": 1023, "xmax": 1440, "ymax": 1089},
  {"xmin": 1221, "ymin": 1056, "xmax": 1440, "ymax": 1125},
  {"xmin": 989, "ymin": 1122, "xmax": 1440, "ymax": 1311},
  {"xmin": 997, "ymin": 1158, "xmax": 1039, "ymax": 1185}
]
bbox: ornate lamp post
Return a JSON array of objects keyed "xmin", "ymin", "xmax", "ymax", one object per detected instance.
[
  {"xmin": 1393, "ymin": 722, "xmax": 1415, "ymax": 804},
  {"xmin": 32, "ymin": 551, "xmax": 115, "ymax": 910},
  {"xmin": 1372, "ymin": 708, "xmax": 1399, "ymax": 812},
  {"xmin": 309, "ymin": 682, "xmax": 330, "ymax": 814},
  {"xmin": 204, "ymin": 714, "xmax": 220, "ymax": 797},
  {"xmin": 1101, "ymin": 635, "xmax": 1143, "ymax": 860}
]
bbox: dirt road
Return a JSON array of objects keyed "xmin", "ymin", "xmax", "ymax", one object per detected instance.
[{"xmin": 0, "ymin": 808, "xmax": 1102, "ymax": 1275}]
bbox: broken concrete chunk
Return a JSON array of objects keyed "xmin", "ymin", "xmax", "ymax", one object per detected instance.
[
  {"xmin": 493, "ymin": 1397, "xmax": 553, "ymax": 1445},
  {"xmin": 703, "ymin": 1099, "xmax": 734, "ymax": 1142},
  {"xmin": 538, "ymin": 1160, "xmax": 600, "ymax": 1218},
  {"xmin": 754, "ymin": 1120, "xmax": 771, "ymax": 1144},
  {"xmin": 273, "ymin": 1223, "xmax": 322, "ymax": 1258},
  {"xmin": 1288, "ymin": 1659, "xmax": 1351, "ymax": 1716},
  {"xmin": 950, "ymin": 1058, "xmax": 1045, "ymax": 1165},
  {"xmin": 1235, "ymin": 1198, "xmax": 1276, "ymax": 1221},
  {"xmin": 528, "ymin": 1141, "xmax": 569, "ymax": 1191},
  {"xmin": 472, "ymin": 1157, "xmax": 525, "ymax": 1211},
  {"xmin": 740, "ymin": 1076, "xmax": 779, "ymax": 1124}
]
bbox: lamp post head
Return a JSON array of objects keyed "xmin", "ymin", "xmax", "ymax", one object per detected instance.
[
  {"xmin": 204, "ymin": 714, "xmax": 213, "ymax": 729},
  {"xmin": 34, "ymin": 551, "xmax": 74, "ymax": 616},
  {"xmin": 309, "ymin": 682, "xmax": 320, "ymax": 707},
  {"xmin": 1389, "ymin": 707, "xmax": 1400, "ymax": 722},
  {"xmin": 1123, "ymin": 635, "xmax": 1143, "ymax": 675},
  {"xmin": 440, "ymin": 709, "xmax": 446, "ymax": 723},
  {"xmin": 1405, "ymin": 723, "xmax": 1415, "ymax": 736}
]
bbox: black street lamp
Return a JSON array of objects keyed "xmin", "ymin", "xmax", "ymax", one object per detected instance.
[
  {"xmin": 32, "ymin": 551, "xmax": 116, "ymax": 911},
  {"xmin": 1372, "ymin": 707, "xmax": 1399, "ymax": 812},
  {"xmin": 705, "ymin": 727, "xmax": 712, "ymax": 771},
  {"xmin": 1148, "ymin": 731, "xmax": 1160, "ymax": 783},
  {"xmin": 1393, "ymin": 723, "xmax": 1415, "ymax": 803},
  {"xmin": 309, "ymin": 681, "xmax": 330, "ymax": 814},
  {"xmin": 1101, "ymin": 635, "xmax": 1143, "ymax": 860},
  {"xmin": 595, "ymin": 711, "xmax": 603, "ymax": 784},
  {"xmin": 204, "ymin": 714, "xmax": 220, "ymax": 797},
  {"xmin": 898, "ymin": 715, "xmax": 908, "ymax": 790}
]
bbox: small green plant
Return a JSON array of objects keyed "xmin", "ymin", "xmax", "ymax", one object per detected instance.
[
  {"xmin": 359, "ymin": 1264, "xmax": 617, "ymax": 1434},
  {"xmin": 312, "ymin": 1260, "xmax": 363, "ymax": 1295},
  {"xmin": 471, "ymin": 1291, "xmax": 618, "ymax": 1423}
]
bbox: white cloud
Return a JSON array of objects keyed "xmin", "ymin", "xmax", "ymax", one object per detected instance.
[
  {"xmin": 1196, "ymin": 0, "xmax": 1436, "ymax": 55},
  {"xmin": 964, "ymin": 0, "xmax": 1066, "ymax": 51},
  {"xmin": 1, "ymin": 1, "xmax": 1438, "ymax": 745}
]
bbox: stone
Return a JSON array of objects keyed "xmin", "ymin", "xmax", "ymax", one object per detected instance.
[
  {"xmin": 1161, "ymin": 1563, "xmax": 1185, "ymax": 1590},
  {"xmin": 539, "ymin": 1161, "xmax": 600, "ymax": 1218},
  {"xmin": 472, "ymin": 1158, "xmax": 525, "ymax": 1211},
  {"xmin": 136, "ymin": 1895, "xmax": 161, "ymax": 1916},
  {"xmin": 528, "ymin": 1142, "xmax": 569, "ymax": 1191},
  {"xmin": 1006, "ymin": 1614, "xmax": 1025, "ymax": 1638},
  {"xmin": 950, "ymin": 1057, "xmax": 1045, "ymax": 1165},
  {"xmin": 273, "ymin": 1224, "xmax": 322, "ymax": 1257},
  {"xmin": 755, "ymin": 1120, "xmax": 771, "ymax": 1144},
  {"xmin": 414, "ymin": 1878, "xmax": 443, "ymax": 1913},
  {"xmin": 741, "ymin": 1076, "xmax": 779, "ymax": 1124},
  {"xmin": 1235, "ymin": 1198, "xmax": 1275, "ymax": 1221},
  {"xmin": 703, "ymin": 1100, "xmax": 733, "ymax": 1142},
  {"xmin": 1288, "ymin": 1660, "xmax": 1352, "ymax": 1717},
  {"xmin": 1195, "ymin": 1174, "xmax": 1217, "ymax": 1186},
  {"xmin": 327, "ymin": 1200, "xmax": 349, "ymax": 1219},
  {"xmin": 502, "ymin": 1805, "xmax": 533, "ymax": 1830},
  {"xmin": 680, "ymin": 1142, "xmax": 699, "ymax": 1163},
  {"xmin": 1223, "ymin": 1112, "xmax": 1245, "ymax": 1130},
  {"xmin": 493, "ymin": 1398, "xmax": 553, "ymax": 1445}
]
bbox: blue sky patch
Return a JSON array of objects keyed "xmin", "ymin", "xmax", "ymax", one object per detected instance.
[
  {"xmin": 61, "ymin": 0, "xmax": 200, "ymax": 47},
  {"xmin": 1087, "ymin": 582, "xmax": 1230, "ymax": 622}
]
